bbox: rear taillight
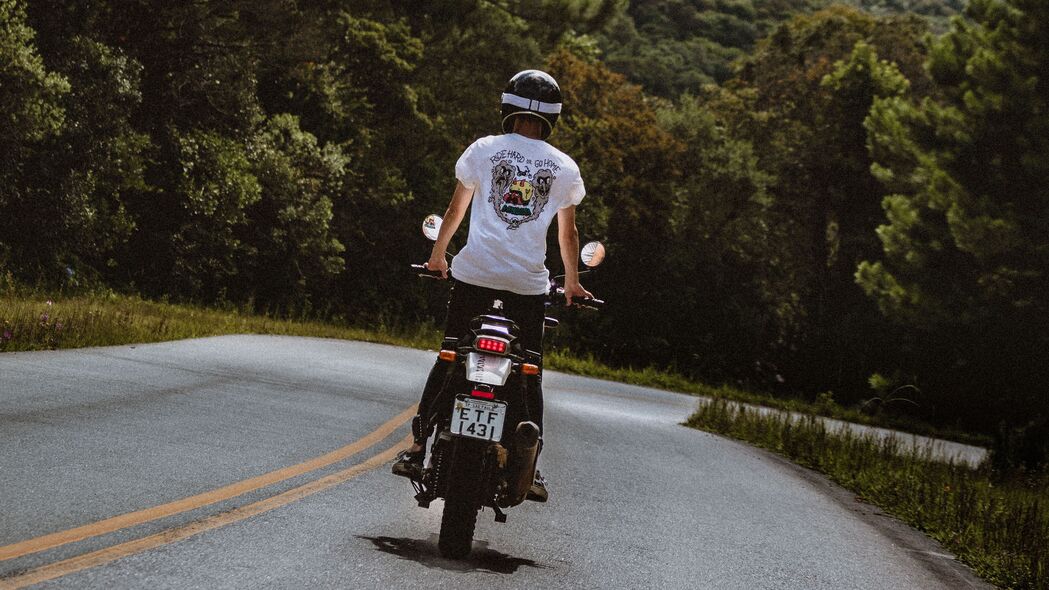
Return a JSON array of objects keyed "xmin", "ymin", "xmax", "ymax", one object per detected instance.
[
  {"xmin": 475, "ymin": 337, "xmax": 507, "ymax": 354},
  {"xmin": 471, "ymin": 389, "xmax": 495, "ymax": 400}
]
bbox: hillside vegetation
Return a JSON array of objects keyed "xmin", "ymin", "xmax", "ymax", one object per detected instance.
[
  {"xmin": 596, "ymin": 0, "xmax": 963, "ymax": 97},
  {"xmin": 2, "ymin": 0, "xmax": 1046, "ymax": 469}
]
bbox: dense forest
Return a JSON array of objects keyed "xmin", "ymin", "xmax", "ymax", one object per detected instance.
[{"xmin": 2, "ymin": 0, "xmax": 1046, "ymax": 466}]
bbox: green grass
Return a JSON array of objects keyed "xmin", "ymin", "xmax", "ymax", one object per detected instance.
[
  {"xmin": 0, "ymin": 292, "xmax": 440, "ymax": 353},
  {"xmin": 1, "ymin": 289, "xmax": 986, "ymax": 446},
  {"xmin": 688, "ymin": 399, "xmax": 1049, "ymax": 590}
]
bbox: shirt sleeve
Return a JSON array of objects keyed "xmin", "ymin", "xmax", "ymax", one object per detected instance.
[
  {"xmin": 455, "ymin": 139, "xmax": 483, "ymax": 190},
  {"xmin": 560, "ymin": 169, "xmax": 586, "ymax": 208}
]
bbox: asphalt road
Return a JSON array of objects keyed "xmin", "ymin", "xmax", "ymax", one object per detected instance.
[{"xmin": 0, "ymin": 335, "xmax": 991, "ymax": 589}]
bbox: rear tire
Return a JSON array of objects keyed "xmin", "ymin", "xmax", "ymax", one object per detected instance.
[{"xmin": 438, "ymin": 497, "xmax": 477, "ymax": 559}]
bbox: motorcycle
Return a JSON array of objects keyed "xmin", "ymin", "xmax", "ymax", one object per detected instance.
[{"xmin": 393, "ymin": 214, "xmax": 605, "ymax": 559}]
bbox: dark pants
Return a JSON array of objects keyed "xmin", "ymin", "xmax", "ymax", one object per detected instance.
[{"xmin": 416, "ymin": 279, "xmax": 547, "ymax": 443}]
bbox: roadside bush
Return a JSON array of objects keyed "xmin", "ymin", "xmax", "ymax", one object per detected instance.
[{"xmin": 991, "ymin": 417, "xmax": 1049, "ymax": 478}]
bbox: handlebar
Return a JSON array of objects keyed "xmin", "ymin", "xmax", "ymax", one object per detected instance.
[
  {"xmin": 569, "ymin": 296, "xmax": 604, "ymax": 310},
  {"xmin": 412, "ymin": 264, "xmax": 603, "ymax": 309}
]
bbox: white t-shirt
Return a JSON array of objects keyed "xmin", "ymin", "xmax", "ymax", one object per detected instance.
[{"xmin": 450, "ymin": 133, "xmax": 586, "ymax": 296}]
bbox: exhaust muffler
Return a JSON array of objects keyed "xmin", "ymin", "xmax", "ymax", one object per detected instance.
[{"xmin": 499, "ymin": 421, "xmax": 540, "ymax": 507}]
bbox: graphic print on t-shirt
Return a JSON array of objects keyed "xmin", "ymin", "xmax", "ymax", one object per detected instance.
[{"xmin": 487, "ymin": 149, "xmax": 560, "ymax": 230}]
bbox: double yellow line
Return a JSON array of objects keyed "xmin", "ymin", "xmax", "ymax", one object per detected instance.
[{"xmin": 0, "ymin": 404, "xmax": 417, "ymax": 589}]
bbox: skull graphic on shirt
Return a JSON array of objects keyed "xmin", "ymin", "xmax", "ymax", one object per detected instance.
[{"xmin": 488, "ymin": 160, "xmax": 556, "ymax": 230}]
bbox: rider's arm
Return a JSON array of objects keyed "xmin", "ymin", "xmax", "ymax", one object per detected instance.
[
  {"xmin": 427, "ymin": 180, "xmax": 473, "ymax": 278},
  {"xmin": 557, "ymin": 205, "xmax": 593, "ymax": 305}
]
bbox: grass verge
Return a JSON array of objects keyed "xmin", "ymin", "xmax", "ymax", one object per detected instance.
[
  {"xmin": 0, "ymin": 293, "xmax": 440, "ymax": 353},
  {"xmin": 688, "ymin": 399, "xmax": 1048, "ymax": 590}
]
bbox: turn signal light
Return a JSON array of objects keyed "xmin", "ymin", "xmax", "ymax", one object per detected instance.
[
  {"xmin": 475, "ymin": 337, "xmax": 508, "ymax": 354},
  {"xmin": 522, "ymin": 363, "xmax": 540, "ymax": 376},
  {"xmin": 438, "ymin": 350, "xmax": 457, "ymax": 362}
]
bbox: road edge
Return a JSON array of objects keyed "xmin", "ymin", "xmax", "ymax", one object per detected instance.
[{"xmin": 701, "ymin": 430, "xmax": 997, "ymax": 590}]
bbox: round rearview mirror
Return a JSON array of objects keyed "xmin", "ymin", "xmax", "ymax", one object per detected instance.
[
  {"xmin": 422, "ymin": 214, "xmax": 443, "ymax": 241},
  {"xmin": 580, "ymin": 241, "xmax": 606, "ymax": 268}
]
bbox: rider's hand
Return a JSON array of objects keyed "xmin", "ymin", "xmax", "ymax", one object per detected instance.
[
  {"xmin": 562, "ymin": 280, "xmax": 592, "ymax": 306},
  {"xmin": 425, "ymin": 252, "xmax": 449, "ymax": 279}
]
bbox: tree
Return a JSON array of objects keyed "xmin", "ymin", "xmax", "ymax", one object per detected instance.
[
  {"xmin": 859, "ymin": 0, "xmax": 1049, "ymax": 435},
  {"xmin": 596, "ymin": 0, "xmax": 833, "ymax": 99},
  {"xmin": 163, "ymin": 130, "xmax": 261, "ymax": 301},
  {"xmin": 544, "ymin": 47, "xmax": 684, "ymax": 367},
  {"xmin": 19, "ymin": 37, "xmax": 147, "ymax": 285},
  {"xmin": 702, "ymin": 7, "xmax": 930, "ymax": 399},
  {"xmin": 0, "ymin": 0, "xmax": 67, "ymax": 157},
  {"xmin": 657, "ymin": 94, "xmax": 780, "ymax": 382},
  {"xmin": 242, "ymin": 114, "xmax": 346, "ymax": 309},
  {"xmin": 0, "ymin": 0, "xmax": 70, "ymax": 275}
]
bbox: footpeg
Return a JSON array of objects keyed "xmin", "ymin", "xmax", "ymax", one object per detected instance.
[{"xmin": 414, "ymin": 488, "xmax": 434, "ymax": 508}]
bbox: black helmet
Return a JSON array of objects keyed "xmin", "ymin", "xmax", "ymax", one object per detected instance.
[{"xmin": 501, "ymin": 70, "xmax": 562, "ymax": 139}]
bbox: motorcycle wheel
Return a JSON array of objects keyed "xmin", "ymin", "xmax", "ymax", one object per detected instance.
[{"xmin": 438, "ymin": 496, "xmax": 477, "ymax": 559}]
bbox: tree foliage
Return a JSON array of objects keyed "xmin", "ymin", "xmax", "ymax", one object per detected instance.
[
  {"xmin": 244, "ymin": 115, "xmax": 346, "ymax": 308},
  {"xmin": 0, "ymin": 0, "xmax": 70, "ymax": 271},
  {"xmin": 657, "ymin": 95, "xmax": 778, "ymax": 380},
  {"xmin": 0, "ymin": 0, "xmax": 68, "ymax": 150},
  {"xmin": 593, "ymin": 0, "xmax": 954, "ymax": 98},
  {"xmin": 859, "ymin": 0, "xmax": 1049, "ymax": 435},
  {"xmin": 545, "ymin": 48, "xmax": 682, "ymax": 363},
  {"xmin": 696, "ymin": 7, "xmax": 932, "ymax": 399}
]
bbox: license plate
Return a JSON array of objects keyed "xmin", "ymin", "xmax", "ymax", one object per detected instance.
[{"xmin": 450, "ymin": 395, "xmax": 507, "ymax": 441}]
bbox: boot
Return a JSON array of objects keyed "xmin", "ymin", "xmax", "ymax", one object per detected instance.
[
  {"xmin": 391, "ymin": 448, "xmax": 424, "ymax": 480},
  {"xmin": 391, "ymin": 415, "xmax": 429, "ymax": 479}
]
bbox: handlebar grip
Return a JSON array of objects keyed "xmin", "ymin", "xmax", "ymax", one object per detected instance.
[
  {"xmin": 411, "ymin": 264, "xmax": 447, "ymax": 279},
  {"xmin": 548, "ymin": 286, "xmax": 603, "ymax": 310},
  {"xmin": 570, "ymin": 296, "xmax": 604, "ymax": 310}
]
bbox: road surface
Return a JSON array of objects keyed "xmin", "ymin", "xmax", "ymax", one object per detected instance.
[{"xmin": 0, "ymin": 336, "xmax": 991, "ymax": 589}]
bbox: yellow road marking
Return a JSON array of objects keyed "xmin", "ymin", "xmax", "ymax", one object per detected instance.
[
  {"xmin": 0, "ymin": 404, "xmax": 417, "ymax": 562},
  {"xmin": 0, "ymin": 434, "xmax": 412, "ymax": 589}
]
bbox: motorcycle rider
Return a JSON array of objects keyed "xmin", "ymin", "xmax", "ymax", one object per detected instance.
[{"xmin": 393, "ymin": 69, "xmax": 591, "ymax": 498}]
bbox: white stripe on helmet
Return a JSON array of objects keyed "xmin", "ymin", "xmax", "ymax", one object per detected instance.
[{"xmin": 501, "ymin": 93, "xmax": 562, "ymax": 114}]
